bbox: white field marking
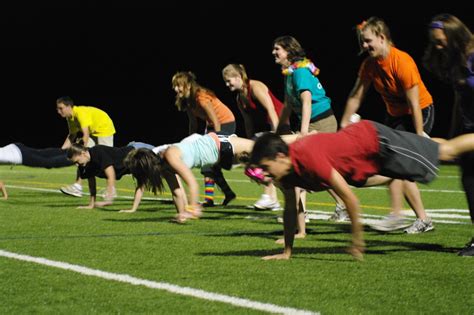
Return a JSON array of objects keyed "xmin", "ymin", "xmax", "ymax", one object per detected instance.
[
  {"xmin": 0, "ymin": 250, "xmax": 318, "ymax": 315},
  {"xmin": 6, "ymin": 184, "xmax": 471, "ymax": 223},
  {"xmin": 5, "ymin": 185, "xmax": 169, "ymax": 202}
]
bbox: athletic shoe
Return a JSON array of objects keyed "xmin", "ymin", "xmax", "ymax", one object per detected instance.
[
  {"xmin": 328, "ymin": 204, "xmax": 350, "ymax": 222},
  {"xmin": 98, "ymin": 187, "xmax": 117, "ymax": 200},
  {"xmin": 223, "ymin": 192, "xmax": 236, "ymax": 206},
  {"xmin": 458, "ymin": 238, "xmax": 474, "ymax": 257},
  {"xmin": 201, "ymin": 200, "xmax": 215, "ymax": 207},
  {"xmin": 254, "ymin": 194, "xmax": 282, "ymax": 211},
  {"xmin": 370, "ymin": 214, "xmax": 411, "ymax": 232},
  {"xmin": 60, "ymin": 183, "xmax": 83, "ymax": 197},
  {"xmin": 403, "ymin": 218, "xmax": 435, "ymax": 234}
]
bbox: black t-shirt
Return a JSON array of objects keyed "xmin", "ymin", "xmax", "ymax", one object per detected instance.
[{"xmin": 79, "ymin": 145, "xmax": 134, "ymax": 180}]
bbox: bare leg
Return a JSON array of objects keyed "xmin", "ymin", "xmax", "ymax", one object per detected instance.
[
  {"xmin": 295, "ymin": 188, "xmax": 307, "ymax": 238},
  {"xmin": 264, "ymin": 183, "xmax": 278, "ymax": 202},
  {"xmin": 403, "ymin": 181, "xmax": 427, "ymax": 220},
  {"xmin": 389, "ymin": 179, "xmax": 404, "ymax": 217},
  {"xmin": 0, "ymin": 181, "xmax": 7, "ymax": 200},
  {"xmin": 327, "ymin": 188, "xmax": 345, "ymax": 208}
]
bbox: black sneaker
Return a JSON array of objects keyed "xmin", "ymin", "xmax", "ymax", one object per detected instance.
[
  {"xmin": 222, "ymin": 192, "xmax": 236, "ymax": 206},
  {"xmin": 201, "ymin": 200, "xmax": 215, "ymax": 207},
  {"xmin": 458, "ymin": 239, "xmax": 474, "ymax": 257}
]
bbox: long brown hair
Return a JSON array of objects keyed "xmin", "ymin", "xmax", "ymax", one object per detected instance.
[
  {"xmin": 171, "ymin": 71, "xmax": 216, "ymax": 111},
  {"xmin": 123, "ymin": 149, "xmax": 165, "ymax": 194},
  {"xmin": 423, "ymin": 13, "xmax": 474, "ymax": 83}
]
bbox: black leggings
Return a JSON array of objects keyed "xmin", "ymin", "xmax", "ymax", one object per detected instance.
[
  {"xmin": 460, "ymin": 151, "xmax": 474, "ymax": 222},
  {"xmin": 201, "ymin": 122, "xmax": 236, "ymax": 196},
  {"xmin": 16, "ymin": 143, "xmax": 72, "ymax": 168}
]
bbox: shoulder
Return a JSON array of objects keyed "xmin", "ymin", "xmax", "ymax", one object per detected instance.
[
  {"xmin": 250, "ymin": 80, "xmax": 268, "ymax": 93},
  {"xmin": 391, "ymin": 47, "xmax": 415, "ymax": 64}
]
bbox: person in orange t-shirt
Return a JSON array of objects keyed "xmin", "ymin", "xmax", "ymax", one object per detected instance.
[
  {"xmin": 172, "ymin": 71, "xmax": 236, "ymax": 207},
  {"xmin": 340, "ymin": 17, "xmax": 435, "ymax": 234}
]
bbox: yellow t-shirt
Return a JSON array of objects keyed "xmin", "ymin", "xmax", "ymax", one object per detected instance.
[{"xmin": 67, "ymin": 106, "xmax": 116, "ymax": 137}]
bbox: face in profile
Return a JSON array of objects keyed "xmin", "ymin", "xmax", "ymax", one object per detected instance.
[{"xmin": 223, "ymin": 74, "xmax": 244, "ymax": 92}]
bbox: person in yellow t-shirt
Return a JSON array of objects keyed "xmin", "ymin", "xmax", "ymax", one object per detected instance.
[{"xmin": 56, "ymin": 96, "xmax": 116, "ymax": 198}]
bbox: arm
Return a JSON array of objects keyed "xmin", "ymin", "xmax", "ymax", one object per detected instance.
[
  {"xmin": 252, "ymin": 81, "xmax": 280, "ymax": 131},
  {"xmin": 340, "ymin": 77, "xmax": 370, "ymax": 129},
  {"xmin": 238, "ymin": 103, "xmax": 254, "ymax": 138},
  {"xmin": 81, "ymin": 126, "xmax": 91, "ymax": 147},
  {"xmin": 262, "ymin": 187, "xmax": 297, "ymax": 260},
  {"xmin": 78, "ymin": 176, "xmax": 97, "ymax": 209},
  {"xmin": 405, "ymin": 85, "xmax": 424, "ymax": 136},
  {"xmin": 276, "ymin": 95, "xmax": 292, "ymax": 135},
  {"xmin": 202, "ymin": 101, "xmax": 221, "ymax": 132},
  {"xmin": 299, "ymin": 90, "xmax": 312, "ymax": 135},
  {"xmin": 164, "ymin": 146, "xmax": 200, "ymax": 208},
  {"xmin": 187, "ymin": 111, "xmax": 198, "ymax": 135},
  {"xmin": 61, "ymin": 134, "xmax": 74, "ymax": 149},
  {"xmin": 93, "ymin": 165, "xmax": 116, "ymax": 207},
  {"xmin": 119, "ymin": 186, "xmax": 144, "ymax": 213},
  {"xmin": 162, "ymin": 171, "xmax": 188, "ymax": 216},
  {"xmin": 328, "ymin": 169, "xmax": 364, "ymax": 260}
]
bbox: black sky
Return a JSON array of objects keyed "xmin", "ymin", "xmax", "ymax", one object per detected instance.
[{"xmin": 1, "ymin": 4, "xmax": 472, "ymax": 147}]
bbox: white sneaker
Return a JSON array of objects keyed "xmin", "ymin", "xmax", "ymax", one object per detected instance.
[
  {"xmin": 60, "ymin": 183, "xmax": 83, "ymax": 197},
  {"xmin": 254, "ymin": 194, "xmax": 282, "ymax": 211},
  {"xmin": 403, "ymin": 218, "xmax": 434, "ymax": 234},
  {"xmin": 370, "ymin": 214, "xmax": 411, "ymax": 232},
  {"xmin": 98, "ymin": 187, "xmax": 117, "ymax": 201},
  {"xmin": 328, "ymin": 204, "xmax": 350, "ymax": 222}
]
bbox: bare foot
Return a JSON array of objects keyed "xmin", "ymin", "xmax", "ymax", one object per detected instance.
[
  {"xmin": 262, "ymin": 253, "xmax": 290, "ymax": 260},
  {"xmin": 275, "ymin": 233, "xmax": 306, "ymax": 245},
  {"xmin": 119, "ymin": 209, "xmax": 137, "ymax": 213}
]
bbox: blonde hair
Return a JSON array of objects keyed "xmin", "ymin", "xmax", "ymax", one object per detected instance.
[
  {"xmin": 356, "ymin": 17, "xmax": 394, "ymax": 55},
  {"xmin": 222, "ymin": 64, "xmax": 250, "ymax": 97}
]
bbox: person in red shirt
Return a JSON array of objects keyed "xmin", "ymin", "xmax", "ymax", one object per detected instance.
[{"xmin": 248, "ymin": 120, "xmax": 474, "ymax": 261}]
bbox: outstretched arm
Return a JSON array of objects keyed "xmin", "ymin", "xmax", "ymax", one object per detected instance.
[
  {"xmin": 328, "ymin": 169, "xmax": 364, "ymax": 260},
  {"xmin": 405, "ymin": 85, "xmax": 424, "ymax": 136},
  {"xmin": 263, "ymin": 187, "xmax": 297, "ymax": 260},
  {"xmin": 252, "ymin": 80, "xmax": 280, "ymax": 131},
  {"xmin": 119, "ymin": 186, "xmax": 144, "ymax": 213},
  {"xmin": 340, "ymin": 77, "xmax": 369, "ymax": 129},
  {"xmin": 164, "ymin": 146, "xmax": 200, "ymax": 208}
]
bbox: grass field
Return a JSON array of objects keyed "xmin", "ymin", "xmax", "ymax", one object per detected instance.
[{"xmin": 0, "ymin": 164, "xmax": 473, "ymax": 314}]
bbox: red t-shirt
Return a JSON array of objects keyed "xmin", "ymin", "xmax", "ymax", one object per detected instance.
[{"xmin": 285, "ymin": 120, "xmax": 380, "ymax": 191}]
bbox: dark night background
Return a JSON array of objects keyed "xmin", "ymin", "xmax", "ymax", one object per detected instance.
[{"xmin": 1, "ymin": 4, "xmax": 472, "ymax": 148}]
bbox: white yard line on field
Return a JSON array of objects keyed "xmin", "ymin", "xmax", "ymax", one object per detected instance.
[{"xmin": 0, "ymin": 250, "xmax": 318, "ymax": 315}]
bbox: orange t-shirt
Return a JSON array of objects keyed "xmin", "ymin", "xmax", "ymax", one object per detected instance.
[
  {"xmin": 192, "ymin": 91, "xmax": 235, "ymax": 126},
  {"xmin": 359, "ymin": 46, "xmax": 433, "ymax": 117}
]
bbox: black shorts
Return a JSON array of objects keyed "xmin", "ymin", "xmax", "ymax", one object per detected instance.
[
  {"xmin": 385, "ymin": 104, "xmax": 435, "ymax": 134},
  {"xmin": 218, "ymin": 135, "xmax": 234, "ymax": 170},
  {"xmin": 373, "ymin": 122, "xmax": 440, "ymax": 184}
]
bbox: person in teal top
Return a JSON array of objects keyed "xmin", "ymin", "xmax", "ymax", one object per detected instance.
[
  {"xmin": 284, "ymin": 60, "xmax": 332, "ymax": 121},
  {"xmin": 272, "ymin": 35, "xmax": 348, "ymax": 227}
]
